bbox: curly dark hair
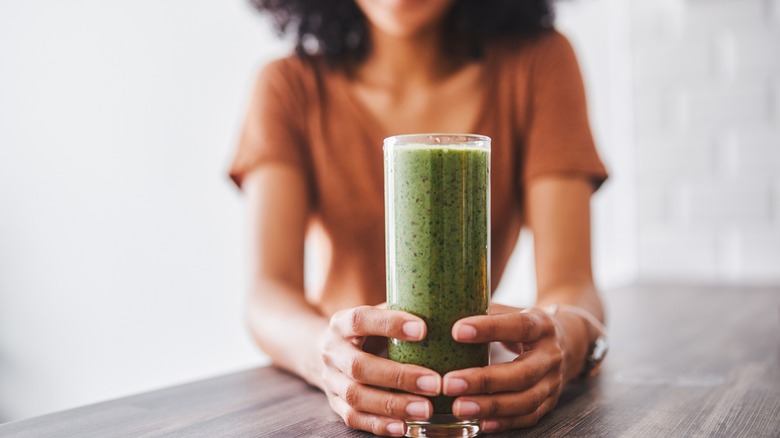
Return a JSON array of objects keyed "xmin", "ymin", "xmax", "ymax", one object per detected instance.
[{"xmin": 250, "ymin": 0, "xmax": 554, "ymax": 63}]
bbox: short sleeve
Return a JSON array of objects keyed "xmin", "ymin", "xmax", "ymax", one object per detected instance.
[
  {"xmin": 228, "ymin": 58, "xmax": 309, "ymax": 189},
  {"xmin": 522, "ymin": 31, "xmax": 607, "ymax": 190}
]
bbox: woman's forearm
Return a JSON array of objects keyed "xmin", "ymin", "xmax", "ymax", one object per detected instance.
[{"xmin": 246, "ymin": 279, "xmax": 328, "ymax": 390}]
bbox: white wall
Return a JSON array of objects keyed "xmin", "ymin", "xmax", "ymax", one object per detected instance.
[
  {"xmin": 631, "ymin": 0, "xmax": 780, "ymax": 282},
  {"xmin": 0, "ymin": 0, "xmax": 290, "ymax": 422}
]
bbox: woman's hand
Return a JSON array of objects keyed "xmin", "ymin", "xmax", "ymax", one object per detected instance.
[
  {"xmin": 320, "ymin": 305, "xmax": 443, "ymax": 437},
  {"xmin": 442, "ymin": 303, "xmax": 569, "ymax": 433}
]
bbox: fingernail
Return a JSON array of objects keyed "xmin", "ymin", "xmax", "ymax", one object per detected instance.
[
  {"xmin": 403, "ymin": 321, "xmax": 424, "ymax": 339},
  {"xmin": 406, "ymin": 401, "xmax": 430, "ymax": 418},
  {"xmin": 416, "ymin": 375, "xmax": 440, "ymax": 393},
  {"xmin": 387, "ymin": 422, "xmax": 404, "ymax": 436},
  {"xmin": 455, "ymin": 400, "xmax": 480, "ymax": 417},
  {"xmin": 481, "ymin": 420, "xmax": 500, "ymax": 432},
  {"xmin": 444, "ymin": 377, "xmax": 467, "ymax": 395},
  {"xmin": 455, "ymin": 324, "xmax": 477, "ymax": 340}
]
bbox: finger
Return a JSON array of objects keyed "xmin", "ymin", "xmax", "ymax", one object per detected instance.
[
  {"xmin": 443, "ymin": 352, "xmax": 559, "ymax": 396},
  {"xmin": 479, "ymin": 396, "xmax": 558, "ymax": 433},
  {"xmin": 329, "ymin": 396, "xmax": 406, "ymax": 437},
  {"xmin": 332, "ymin": 306, "xmax": 426, "ymax": 341},
  {"xmin": 325, "ymin": 344, "xmax": 441, "ymax": 395},
  {"xmin": 452, "ymin": 308, "xmax": 552, "ymax": 343},
  {"xmin": 326, "ymin": 366, "xmax": 433, "ymax": 420},
  {"xmin": 450, "ymin": 380, "xmax": 556, "ymax": 419}
]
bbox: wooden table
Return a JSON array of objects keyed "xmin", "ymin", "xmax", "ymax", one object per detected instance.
[{"xmin": 2, "ymin": 285, "xmax": 779, "ymax": 437}]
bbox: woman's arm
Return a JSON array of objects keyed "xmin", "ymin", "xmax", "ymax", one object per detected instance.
[
  {"xmin": 440, "ymin": 175, "xmax": 604, "ymax": 432},
  {"xmin": 243, "ymin": 165, "xmax": 327, "ymax": 388},
  {"xmin": 528, "ymin": 175, "xmax": 604, "ymax": 382},
  {"xmin": 243, "ymin": 165, "xmax": 442, "ymax": 437}
]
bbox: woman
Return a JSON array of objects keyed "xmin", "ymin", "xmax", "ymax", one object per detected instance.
[{"xmin": 229, "ymin": 0, "xmax": 608, "ymax": 435}]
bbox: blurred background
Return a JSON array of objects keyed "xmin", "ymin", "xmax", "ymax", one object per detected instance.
[{"xmin": 1, "ymin": 0, "xmax": 778, "ymax": 424}]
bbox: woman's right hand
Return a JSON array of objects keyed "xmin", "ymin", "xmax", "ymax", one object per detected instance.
[{"xmin": 320, "ymin": 305, "xmax": 442, "ymax": 436}]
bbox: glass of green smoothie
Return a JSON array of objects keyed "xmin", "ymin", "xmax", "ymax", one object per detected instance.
[{"xmin": 384, "ymin": 134, "xmax": 490, "ymax": 438}]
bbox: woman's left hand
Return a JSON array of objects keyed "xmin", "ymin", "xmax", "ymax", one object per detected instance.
[{"xmin": 442, "ymin": 303, "xmax": 568, "ymax": 433}]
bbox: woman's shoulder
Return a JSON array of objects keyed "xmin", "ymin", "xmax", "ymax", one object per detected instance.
[
  {"xmin": 255, "ymin": 53, "xmax": 329, "ymax": 88},
  {"xmin": 251, "ymin": 53, "xmax": 336, "ymax": 113}
]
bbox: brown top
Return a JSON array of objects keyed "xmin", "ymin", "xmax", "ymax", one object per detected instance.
[{"xmin": 229, "ymin": 30, "xmax": 607, "ymax": 316}]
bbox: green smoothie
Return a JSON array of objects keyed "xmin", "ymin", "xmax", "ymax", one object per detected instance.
[{"xmin": 385, "ymin": 141, "xmax": 490, "ymax": 414}]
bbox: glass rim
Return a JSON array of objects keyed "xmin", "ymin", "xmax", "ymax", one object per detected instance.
[{"xmin": 383, "ymin": 133, "xmax": 491, "ymax": 150}]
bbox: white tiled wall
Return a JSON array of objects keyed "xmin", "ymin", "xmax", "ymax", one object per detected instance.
[{"xmin": 632, "ymin": 0, "xmax": 780, "ymax": 282}]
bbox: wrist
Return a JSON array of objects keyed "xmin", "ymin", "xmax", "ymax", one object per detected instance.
[
  {"xmin": 544, "ymin": 304, "xmax": 608, "ymax": 382},
  {"xmin": 550, "ymin": 310, "xmax": 591, "ymax": 382},
  {"xmin": 307, "ymin": 320, "xmax": 330, "ymax": 390}
]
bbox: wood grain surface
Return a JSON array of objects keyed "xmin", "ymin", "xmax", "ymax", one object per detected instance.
[{"xmin": 2, "ymin": 285, "xmax": 779, "ymax": 437}]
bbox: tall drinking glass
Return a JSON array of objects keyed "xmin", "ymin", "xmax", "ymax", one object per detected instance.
[{"xmin": 384, "ymin": 134, "xmax": 491, "ymax": 438}]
